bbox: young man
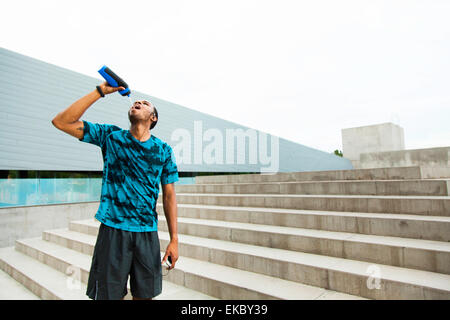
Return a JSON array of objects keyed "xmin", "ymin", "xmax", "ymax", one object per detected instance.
[{"xmin": 51, "ymin": 82, "xmax": 179, "ymax": 300}]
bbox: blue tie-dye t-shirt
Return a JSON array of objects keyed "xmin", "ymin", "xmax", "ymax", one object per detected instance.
[{"xmin": 78, "ymin": 120, "xmax": 179, "ymax": 232}]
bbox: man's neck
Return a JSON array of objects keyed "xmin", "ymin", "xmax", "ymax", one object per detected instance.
[{"xmin": 130, "ymin": 123, "xmax": 151, "ymax": 142}]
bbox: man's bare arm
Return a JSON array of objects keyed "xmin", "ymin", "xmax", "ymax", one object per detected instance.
[
  {"xmin": 161, "ymin": 183, "xmax": 178, "ymax": 269},
  {"xmin": 51, "ymin": 82, "xmax": 124, "ymax": 139}
]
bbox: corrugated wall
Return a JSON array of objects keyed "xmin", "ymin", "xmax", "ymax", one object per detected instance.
[{"xmin": 0, "ymin": 47, "xmax": 352, "ymax": 173}]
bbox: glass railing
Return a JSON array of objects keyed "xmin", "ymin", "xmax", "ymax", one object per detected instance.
[{"xmin": 0, "ymin": 177, "xmax": 195, "ymax": 208}]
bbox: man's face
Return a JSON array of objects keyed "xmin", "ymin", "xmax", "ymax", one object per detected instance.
[{"xmin": 128, "ymin": 100, "xmax": 156, "ymax": 124}]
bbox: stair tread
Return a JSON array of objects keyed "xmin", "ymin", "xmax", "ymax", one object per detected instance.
[
  {"xmin": 16, "ymin": 237, "xmax": 217, "ymax": 300},
  {"xmin": 0, "ymin": 246, "xmax": 89, "ymax": 300},
  {"xmin": 174, "ymin": 193, "xmax": 450, "ymax": 200},
  {"xmin": 73, "ymin": 217, "xmax": 450, "ymax": 252},
  {"xmin": 158, "ymin": 231, "xmax": 450, "ymax": 291},
  {"xmin": 0, "ymin": 268, "xmax": 40, "ymax": 300},
  {"xmin": 177, "ymin": 179, "xmax": 449, "ymax": 196},
  {"xmin": 18, "ymin": 236, "xmax": 93, "ymax": 270},
  {"xmin": 194, "ymin": 166, "xmax": 450, "ymax": 182},
  {"xmin": 155, "ymin": 281, "xmax": 218, "ymax": 300},
  {"xmin": 44, "ymin": 228, "xmax": 97, "ymax": 247},
  {"xmin": 18, "ymin": 232, "xmax": 361, "ymax": 300},
  {"xmin": 184, "ymin": 179, "xmax": 450, "ymax": 186},
  {"xmin": 171, "ymin": 252, "xmax": 365, "ymax": 300},
  {"xmin": 158, "ymin": 216, "xmax": 450, "ymax": 252},
  {"xmin": 157, "ymin": 203, "xmax": 450, "ymax": 222},
  {"xmin": 70, "ymin": 220, "xmax": 450, "ymax": 291}
]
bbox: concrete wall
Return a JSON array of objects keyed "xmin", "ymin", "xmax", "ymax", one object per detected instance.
[
  {"xmin": 0, "ymin": 201, "xmax": 100, "ymax": 248},
  {"xmin": 357, "ymin": 146, "xmax": 450, "ymax": 169},
  {"xmin": 342, "ymin": 122, "xmax": 405, "ymax": 167}
]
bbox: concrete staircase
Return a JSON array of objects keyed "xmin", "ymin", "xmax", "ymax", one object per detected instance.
[{"xmin": 1, "ymin": 166, "xmax": 449, "ymax": 299}]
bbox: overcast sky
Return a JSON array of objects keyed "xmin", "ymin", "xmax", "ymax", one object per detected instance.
[{"xmin": 1, "ymin": 0, "xmax": 449, "ymax": 153}]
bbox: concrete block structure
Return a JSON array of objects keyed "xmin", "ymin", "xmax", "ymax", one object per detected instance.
[
  {"xmin": 359, "ymin": 146, "xmax": 450, "ymax": 169},
  {"xmin": 341, "ymin": 122, "xmax": 449, "ymax": 169},
  {"xmin": 342, "ymin": 122, "xmax": 405, "ymax": 168}
]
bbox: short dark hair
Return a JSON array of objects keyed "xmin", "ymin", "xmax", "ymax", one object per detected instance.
[{"xmin": 150, "ymin": 105, "xmax": 158, "ymax": 130}]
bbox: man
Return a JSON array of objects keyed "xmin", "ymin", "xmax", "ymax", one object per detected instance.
[{"xmin": 51, "ymin": 82, "xmax": 179, "ymax": 300}]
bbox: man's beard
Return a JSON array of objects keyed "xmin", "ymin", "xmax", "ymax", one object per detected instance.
[
  {"xmin": 128, "ymin": 111, "xmax": 139, "ymax": 124},
  {"xmin": 128, "ymin": 111, "xmax": 150, "ymax": 125}
]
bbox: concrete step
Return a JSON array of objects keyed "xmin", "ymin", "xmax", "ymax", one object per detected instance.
[
  {"xmin": 160, "ymin": 253, "xmax": 366, "ymax": 300},
  {"xmin": 0, "ymin": 246, "xmax": 89, "ymax": 300},
  {"xmin": 69, "ymin": 219, "xmax": 450, "ymax": 299},
  {"xmin": 195, "ymin": 166, "xmax": 450, "ymax": 184},
  {"xmin": 165, "ymin": 193, "xmax": 450, "ymax": 217},
  {"xmin": 37, "ymin": 227, "xmax": 365, "ymax": 300},
  {"xmin": 13, "ymin": 237, "xmax": 216, "ymax": 300},
  {"xmin": 0, "ymin": 268, "xmax": 40, "ymax": 300},
  {"xmin": 157, "ymin": 232, "xmax": 450, "ymax": 300},
  {"xmin": 176, "ymin": 179, "xmax": 450, "ymax": 196},
  {"xmin": 154, "ymin": 280, "xmax": 219, "ymax": 300},
  {"xmin": 156, "ymin": 216, "xmax": 450, "ymax": 274},
  {"xmin": 156, "ymin": 203, "xmax": 450, "ymax": 242},
  {"xmin": 69, "ymin": 218, "xmax": 450, "ymax": 275}
]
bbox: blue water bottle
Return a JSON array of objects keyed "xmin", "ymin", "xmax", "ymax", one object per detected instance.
[{"xmin": 98, "ymin": 66, "xmax": 131, "ymax": 97}]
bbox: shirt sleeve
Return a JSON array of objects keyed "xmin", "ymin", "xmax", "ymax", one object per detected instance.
[
  {"xmin": 78, "ymin": 120, "xmax": 122, "ymax": 147},
  {"xmin": 160, "ymin": 144, "xmax": 179, "ymax": 185}
]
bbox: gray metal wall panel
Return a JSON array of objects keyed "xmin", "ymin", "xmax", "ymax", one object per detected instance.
[{"xmin": 0, "ymin": 47, "xmax": 352, "ymax": 172}]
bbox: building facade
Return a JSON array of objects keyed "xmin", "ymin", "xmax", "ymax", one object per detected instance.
[{"xmin": 0, "ymin": 47, "xmax": 352, "ymax": 176}]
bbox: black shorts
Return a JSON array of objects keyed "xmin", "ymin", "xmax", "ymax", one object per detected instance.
[{"xmin": 86, "ymin": 223, "xmax": 162, "ymax": 300}]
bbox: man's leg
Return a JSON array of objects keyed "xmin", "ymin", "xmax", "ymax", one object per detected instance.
[
  {"xmin": 86, "ymin": 223, "xmax": 133, "ymax": 300},
  {"xmin": 129, "ymin": 230, "xmax": 163, "ymax": 299}
]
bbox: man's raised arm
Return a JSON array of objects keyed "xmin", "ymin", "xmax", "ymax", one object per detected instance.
[{"xmin": 51, "ymin": 82, "xmax": 124, "ymax": 139}]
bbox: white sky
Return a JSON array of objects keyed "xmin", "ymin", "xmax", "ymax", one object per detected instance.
[{"xmin": 1, "ymin": 0, "xmax": 449, "ymax": 153}]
